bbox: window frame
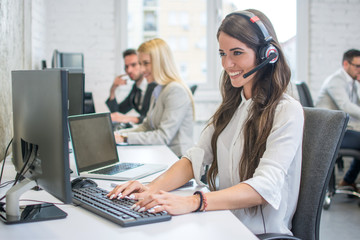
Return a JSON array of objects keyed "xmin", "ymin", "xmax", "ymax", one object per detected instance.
[{"xmin": 115, "ymin": 0, "xmax": 223, "ymax": 100}]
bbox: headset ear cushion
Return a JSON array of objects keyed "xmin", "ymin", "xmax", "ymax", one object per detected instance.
[{"xmin": 259, "ymin": 44, "xmax": 279, "ymax": 64}]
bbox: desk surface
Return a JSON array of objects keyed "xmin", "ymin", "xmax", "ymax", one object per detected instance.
[{"xmin": 0, "ymin": 145, "xmax": 257, "ymax": 240}]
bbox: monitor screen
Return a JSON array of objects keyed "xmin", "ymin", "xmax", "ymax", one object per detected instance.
[
  {"xmin": 61, "ymin": 53, "xmax": 84, "ymax": 70},
  {"xmin": 51, "ymin": 49, "xmax": 84, "ymax": 72},
  {"xmin": 68, "ymin": 113, "xmax": 118, "ymax": 173},
  {"xmin": 68, "ymin": 72, "xmax": 85, "ymax": 116},
  {"xmin": 6, "ymin": 69, "xmax": 72, "ymax": 223}
]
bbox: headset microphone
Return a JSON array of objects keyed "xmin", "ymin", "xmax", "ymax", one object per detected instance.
[{"xmin": 243, "ymin": 53, "xmax": 277, "ymax": 79}]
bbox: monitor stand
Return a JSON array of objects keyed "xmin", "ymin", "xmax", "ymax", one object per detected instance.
[{"xmin": 0, "ymin": 178, "xmax": 67, "ymax": 224}]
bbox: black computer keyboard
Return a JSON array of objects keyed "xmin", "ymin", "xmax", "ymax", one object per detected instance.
[{"xmin": 72, "ymin": 186, "xmax": 171, "ymax": 227}]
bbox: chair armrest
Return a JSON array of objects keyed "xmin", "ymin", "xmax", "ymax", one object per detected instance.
[{"xmin": 256, "ymin": 233, "xmax": 301, "ymax": 240}]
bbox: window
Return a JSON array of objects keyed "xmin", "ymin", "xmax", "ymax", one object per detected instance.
[
  {"xmin": 144, "ymin": 11, "xmax": 157, "ymax": 32},
  {"xmin": 127, "ymin": 0, "xmax": 208, "ymax": 85},
  {"xmin": 123, "ymin": 0, "xmax": 296, "ymax": 87},
  {"xmin": 168, "ymin": 11, "xmax": 177, "ymax": 26},
  {"xmin": 222, "ymin": 0, "xmax": 297, "ymax": 81}
]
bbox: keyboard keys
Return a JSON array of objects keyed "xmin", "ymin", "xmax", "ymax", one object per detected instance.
[{"xmin": 72, "ymin": 186, "xmax": 171, "ymax": 227}]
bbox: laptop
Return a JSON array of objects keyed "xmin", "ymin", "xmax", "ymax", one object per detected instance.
[{"xmin": 68, "ymin": 112, "xmax": 167, "ymax": 181}]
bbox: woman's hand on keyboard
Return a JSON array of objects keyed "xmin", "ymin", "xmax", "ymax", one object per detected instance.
[
  {"xmin": 107, "ymin": 181, "xmax": 199, "ymax": 215},
  {"xmin": 107, "ymin": 180, "xmax": 149, "ymax": 200},
  {"xmin": 130, "ymin": 190, "xmax": 200, "ymax": 215}
]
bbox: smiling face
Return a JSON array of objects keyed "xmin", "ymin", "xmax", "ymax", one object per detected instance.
[
  {"xmin": 218, "ymin": 32, "xmax": 257, "ymax": 99},
  {"xmin": 138, "ymin": 52, "xmax": 154, "ymax": 83}
]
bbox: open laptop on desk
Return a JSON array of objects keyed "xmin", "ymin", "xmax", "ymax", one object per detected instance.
[{"xmin": 68, "ymin": 112, "xmax": 167, "ymax": 181}]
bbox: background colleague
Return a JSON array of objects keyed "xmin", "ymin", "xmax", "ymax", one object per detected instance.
[
  {"xmin": 115, "ymin": 38, "xmax": 195, "ymax": 157},
  {"xmin": 106, "ymin": 48, "xmax": 157, "ymax": 124},
  {"xmin": 316, "ymin": 49, "xmax": 360, "ymax": 191},
  {"xmin": 109, "ymin": 9, "xmax": 304, "ymax": 236}
]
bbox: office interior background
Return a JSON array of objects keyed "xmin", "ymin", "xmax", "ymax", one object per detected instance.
[
  {"xmin": 1, "ymin": 0, "xmax": 360, "ymax": 158},
  {"xmin": 1, "ymin": 0, "xmax": 360, "ymax": 238}
]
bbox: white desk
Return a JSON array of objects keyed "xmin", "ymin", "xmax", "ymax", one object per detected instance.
[{"xmin": 0, "ymin": 145, "xmax": 257, "ymax": 240}]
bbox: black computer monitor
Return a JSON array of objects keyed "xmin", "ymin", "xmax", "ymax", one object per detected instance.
[
  {"xmin": 51, "ymin": 49, "xmax": 84, "ymax": 72},
  {"xmin": 61, "ymin": 53, "xmax": 84, "ymax": 70},
  {"xmin": 68, "ymin": 72, "xmax": 85, "ymax": 116},
  {"xmin": 2, "ymin": 69, "xmax": 72, "ymax": 224}
]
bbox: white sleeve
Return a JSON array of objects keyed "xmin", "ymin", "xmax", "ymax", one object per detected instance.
[
  {"xmin": 184, "ymin": 124, "xmax": 214, "ymax": 186},
  {"xmin": 126, "ymin": 84, "xmax": 191, "ymax": 144},
  {"xmin": 327, "ymin": 76, "xmax": 360, "ymax": 120},
  {"xmin": 244, "ymin": 99, "xmax": 304, "ymax": 209}
]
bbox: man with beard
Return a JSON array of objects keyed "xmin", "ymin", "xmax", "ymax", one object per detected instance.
[{"xmin": 106, "ymin": 49, "xmax": 157, "ymax": 124}]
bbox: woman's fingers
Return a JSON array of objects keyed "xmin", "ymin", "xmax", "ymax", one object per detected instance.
[
  {"xmin": 136, "ymin": 191, "xmax": 198, "ymax": 215},
  {"xmin": 132, "ymin": 191, "xmax": 185, "ymax": 214},
  {"xmin": 131, "ymin": 191, "xmax": 166, "ymax": 212},
  {"xmin": 121, "ymin": 183, "xmax": 146, "ymax": 199},
  {"xmin": 107, "ymin": 180, "xmax": 146, "ymax": 199},
  {"xmin": 109, "ymin": 187, "xmax": 196, "ymax": 216},
  {"xmin": 107, "ymin": 182, "xmax": 129, "ymax": 198}
]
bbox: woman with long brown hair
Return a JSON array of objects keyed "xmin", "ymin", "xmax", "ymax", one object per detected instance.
[{"xmin": 109, "ymin": 9, "xmax": 304, "ymax": 235}]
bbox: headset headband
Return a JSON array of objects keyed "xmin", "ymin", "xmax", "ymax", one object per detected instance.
[{"xmin": 226, "ymin": 11, "xmax": 273, "ymax": 44}]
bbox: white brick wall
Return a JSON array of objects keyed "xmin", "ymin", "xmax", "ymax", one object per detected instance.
[
  {"xmin": 0, "ymin": 0, "xmax": 25, "ymax": 158},
  {"xmin": 31, "ymin": 0, "xmax": 47, "ymax": 70},
  {"xmin": 308, "ymin": 0, "xmax": 360, "ymax": 101},
  {"xmin": 32, "ymin": 0, "xmax": 120, "ymax": 112},
  {"xmin": 17, "ymin": 0, "xmax": 360, "ymax": 144}
]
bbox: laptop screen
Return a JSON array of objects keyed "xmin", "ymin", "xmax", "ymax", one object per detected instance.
[{"xmin": 69, "ymin": 113, "xmax": 119, "ymax": 172}]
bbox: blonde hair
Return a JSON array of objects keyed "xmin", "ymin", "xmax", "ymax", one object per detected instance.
[{"xmin": 138, "ymin": 38, "xmax": 195, "ymax": 117}]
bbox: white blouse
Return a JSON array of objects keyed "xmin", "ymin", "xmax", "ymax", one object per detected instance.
[{"xmin": 185, "ymin": 92, "xmax": 304, "ymax": 235}]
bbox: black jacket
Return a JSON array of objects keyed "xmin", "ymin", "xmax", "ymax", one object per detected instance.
[{"xmin": 106, "ymin": 82, "xmax": 157, "ymax": 123}]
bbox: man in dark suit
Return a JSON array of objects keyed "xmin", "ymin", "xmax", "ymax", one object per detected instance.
[{"xmin": 106, "ymin": 49, "xmax": 157, "ymax": 124}]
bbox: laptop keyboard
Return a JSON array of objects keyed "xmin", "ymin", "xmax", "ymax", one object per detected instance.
[
  {"xmin": 90, "ymin": 162, "xmax": 144, "ymax": 175},
  {"xmin": 72, "ymin": 186, "xmax": 171, "ymax": 227}
]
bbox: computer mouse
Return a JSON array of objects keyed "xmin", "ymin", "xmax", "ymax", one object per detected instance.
[{"xmin": 71, "ymin": 177, "xmax": 98, "ymax": 189}]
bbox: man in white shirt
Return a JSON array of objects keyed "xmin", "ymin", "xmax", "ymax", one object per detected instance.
[{"xmin": 316, "ymin": 49, "xmax": 360, "ymax": 191}]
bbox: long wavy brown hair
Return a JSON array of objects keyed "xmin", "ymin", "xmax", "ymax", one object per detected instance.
[{"xmin": 207, "ymin": 9, "xmax": 291, "ymax": 192}]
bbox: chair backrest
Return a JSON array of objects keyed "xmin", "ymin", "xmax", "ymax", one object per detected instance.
[
  {"xmin": 338, "ymin": 148, "xmax": 360, "ymax": 160},
  {"xmin": 296, "ymin": 82, "xmax": 314, "ymax": 107},
  {"xmin": 291, "ymin": 108, "xmax": 348, "ymax": 240},
  {"xmin": 84, "ymin": 92, "xmax": 96, "ymax": 114}
]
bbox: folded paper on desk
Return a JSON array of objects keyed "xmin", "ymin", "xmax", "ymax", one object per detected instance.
[{"xmin": 68, "ymin": 112, "xmax": 167, "ymax": 181}]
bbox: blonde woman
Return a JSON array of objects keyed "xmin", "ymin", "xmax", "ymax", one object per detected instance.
[{"xmin": 116, "ymin": 38, "xmax": 195, "ymax": 157}]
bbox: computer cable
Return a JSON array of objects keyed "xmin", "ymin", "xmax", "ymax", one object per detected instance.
[
  {"xmin": 0, "ymin": 147, "xmax": 41, "ymax": 223},
  {"xmin": 0, "ymin": 201, "xmax": 6, "ymax": 216},
  {"xmin": 0, "ymin": 138, "xmax": 12, "ymax": 216},
  {"xmin": 0, "ymin": 143, "xmax": 35, "ymax": 202},
  {"xmin": 0, "ymin": 180, "xmax": 15, "ymax": 188},
  {"xmin": 0, "ymin": 138, "xmax": 13, "ymax": 185},
  {"xmin": 12, "ymin": 144, "xmax": 38, "ymax": 186}
]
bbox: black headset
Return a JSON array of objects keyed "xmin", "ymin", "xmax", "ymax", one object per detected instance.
[{"xmin": 226, "ymin": 11, "xmax": 279, "ymax": 64}]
